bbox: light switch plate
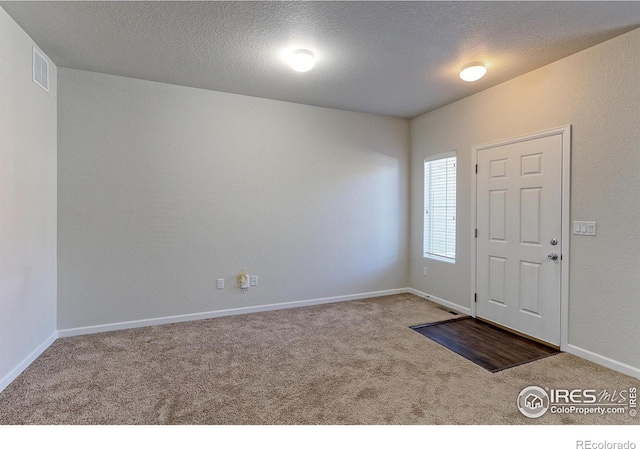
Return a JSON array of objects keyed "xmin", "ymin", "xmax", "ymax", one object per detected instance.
[{"xmin": 573, "ymin": 221, "xmax": 597, "ymax": 236}]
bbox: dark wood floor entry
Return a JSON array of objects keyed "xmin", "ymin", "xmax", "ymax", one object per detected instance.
[{"xmin": 411, "ymin": 316, "xmax": 560, "ymax": 373}]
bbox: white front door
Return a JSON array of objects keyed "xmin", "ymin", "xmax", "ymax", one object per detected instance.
[{"xmin": 476, "ymin": 132, "xmax": 564, "ymax": 345}]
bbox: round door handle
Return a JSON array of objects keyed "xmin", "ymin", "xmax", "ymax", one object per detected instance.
[{"xmin": 548, "ymin": 253, "xmax": 559, "ymax": 261}]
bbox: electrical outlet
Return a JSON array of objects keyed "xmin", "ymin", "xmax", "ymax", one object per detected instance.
[
  {"xmin": 216, "ymin": 279, "xmax": 224, "ymax": 290},
  {"xmin": 250, "ymin": 275, "xmax": 258, "ymax": 287},
  {"xmin": 423, "ymin": 267, "xmax": 428, "ymax": 277}
]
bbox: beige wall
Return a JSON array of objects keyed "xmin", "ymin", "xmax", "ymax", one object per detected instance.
[
  {"xmin": 57, "ymin": 69, "xmax": 409, "ymax": 330},
  {"xmin": 410, "ymin": 28, "xmax": 640, "ymax": 372},
  {"xmin": 0, "ymin": 8, "xmax": 57, "ymax": 389}
]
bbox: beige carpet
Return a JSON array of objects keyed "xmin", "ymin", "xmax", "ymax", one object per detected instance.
[{"xmin": 0, "ymin": 293, "xmax": 638, "ymax": 425}]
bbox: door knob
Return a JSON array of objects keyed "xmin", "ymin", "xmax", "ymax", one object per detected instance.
[{"xmin": 548, "ymin": 253, "xmax": 559, "ymax": 261}]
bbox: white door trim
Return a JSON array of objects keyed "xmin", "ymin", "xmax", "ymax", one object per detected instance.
[{"xmin": 470, "ymin": 125, "xmax": 571, "ymax": 350}]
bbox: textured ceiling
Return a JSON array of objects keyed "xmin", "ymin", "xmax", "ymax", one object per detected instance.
[{"xmin": 2, "ymin": 1, "xmax": 640, "ymax": 118}]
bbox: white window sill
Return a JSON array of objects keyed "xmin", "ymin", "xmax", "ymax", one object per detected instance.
[{"xmin": 424, "ymin": 254, "xmax": 456, "ymax": 264}]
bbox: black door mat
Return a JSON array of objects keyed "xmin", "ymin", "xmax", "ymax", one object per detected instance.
[{"xmin": 411, "ymin": 316, "xmax": 560, "ymax": 373}]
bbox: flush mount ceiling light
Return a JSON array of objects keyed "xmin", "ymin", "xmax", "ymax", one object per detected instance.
[
  {"xmin": 459, "ymin": 61, "xmax": 487, "ymax": 82},
  {"xmin": 289, "ymin": 49, "xmax": 315, "ymax": 72}
]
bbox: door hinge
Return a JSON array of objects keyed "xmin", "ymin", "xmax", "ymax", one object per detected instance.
[
  {"xmin": 475, "ymin": 164, "xmax": 478, "ymax": 174},
  {"xmin": 474, "ymin": 293, "xmax": 477, "ymax": 303},
  {"xmin": 475, "ymin": 229, "xmax": 478, "ymax": 238}
]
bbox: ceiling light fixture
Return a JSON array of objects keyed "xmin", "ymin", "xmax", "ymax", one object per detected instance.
[
  {"xmin": 289, "ymin": 49, "xmax": 315, "ymax": 72},
  {"xmin": 459, "ymin": 61, "xmax": 487, "ymax": 82}
]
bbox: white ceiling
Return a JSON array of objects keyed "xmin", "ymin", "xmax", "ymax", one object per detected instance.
[{"xmin": 3, "ymin": 1, "xmax": 640, "ymax": 118}]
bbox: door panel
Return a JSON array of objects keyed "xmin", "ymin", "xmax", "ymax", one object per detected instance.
[{"xmin": 476, "ymin": 134, "xmax": 562, "ymax": 345}]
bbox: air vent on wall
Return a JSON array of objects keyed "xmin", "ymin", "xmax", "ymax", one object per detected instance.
[{"xmin": 32, "ymin": 46, "xmax": 49, "ymax": 92}]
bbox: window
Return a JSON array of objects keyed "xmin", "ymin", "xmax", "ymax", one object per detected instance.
[{"xmin": 424, "ymin": 152, "xmax": 456, "ymax": 262}]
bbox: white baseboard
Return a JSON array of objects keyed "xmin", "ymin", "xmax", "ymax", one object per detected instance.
[
  {"xmin": 567, "ymin": 344, "xmax": 640, "ymax": 380},
  {"xmin": 9, "ymin": 290, "xmax": 637, "ymax": 397},
  {"xmin": 58, "ymin": 288, "xmax": 410, "ymax": 338},
  {"xmin": 0, "ymin": 331, "xmax": 58, "ymax": 393},
  {"xmin": 407, "ymin": 288, "xmax": 472, "ymax": 315}
]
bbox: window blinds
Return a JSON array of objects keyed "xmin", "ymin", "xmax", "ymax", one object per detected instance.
[{"xmin": 424, "ymin": 155, "xmax": 456, "ymax": 261}]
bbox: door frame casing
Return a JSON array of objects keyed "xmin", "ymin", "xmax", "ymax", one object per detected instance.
[{"xmin": 470, "ymin": 125, "xmax": 571, "ymax": 351}]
